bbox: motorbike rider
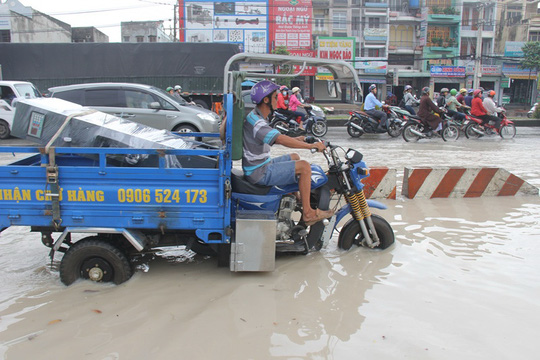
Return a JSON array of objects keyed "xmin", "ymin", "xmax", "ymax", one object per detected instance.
[
  {"xmin": 364, "ymin": 84, "xmax": 388, "ymax": 133},
  {"xmin": 243, "ymin": 80, "xmax": 333, "ymax": 225},
  {"xmin": 464, "ymin": 89, "xmax": 474, "ymax": 107},
  {"xmin": 456, "ymin": 88, "xmax": 467, "ymax": 107},
  {"xmin": 436, "ymin": 88, "xmax": 449, "ymax": 108},
  {"xmin": 482, "ymin": 90, "xmax": 504, "ymax": 123},
  {"xmin": 402, "ymin": 85, "xmax": 420, "ymax": 115},
  {"xmin": 166, "ymin": 86, "xmax": 174, "ymax": 95},
  {"xmin": 417, "ymin": 86, "xmax": 444, "ymax": 133},
  {"xmin": 471, "ymin": 89, "xmax": 501, "ymax": 129},
  {"xmin": 173, "ymin": 85, "xmax": 183, "ymax": 100},
  {"xmin": 445, "ymin": 89, "xmax": 467, "ymax": 121},
  {"xmin": 289, "ymin": 87, "xmax": 307, "ymax": 124}
]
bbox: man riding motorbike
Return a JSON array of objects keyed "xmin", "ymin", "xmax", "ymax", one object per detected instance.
[
  {"xmin": 364, "ymin": 84, "xmax": 388, "ymax": 133},
  {"xmin": 471, "ymin": 89, "xmax": 501, "ymax": 129},
  {"xmin": 402, "ymin": 85, "xmax": 420, "ymax": 115},
  {"xmin": 417, "ymin": 86, "xmax": 443, "ymax": 133},
  {"xmin": 445, "ymin": 89, "xmax": 467, "ymax": 121},
  {"xmin": 243, "ymin": 80, "xmax": 333, "ymax": 225}
]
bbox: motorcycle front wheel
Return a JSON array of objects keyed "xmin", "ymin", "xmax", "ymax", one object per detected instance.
[
  {"xmin": 387, "ymin": 121, "xmax": 402, "ymax": 137},
  {"xmin": 442, "ymin": 124, "xmax": 460, "ymax": 142},
  {"xmin": 464, "ymin": 122, "xmax": 483, "ymax": 139},
  {"xmin": 311, "ymin": 120, "xmax": 328, "ymax": 137},
  {"xmin": 338, "ymin": 215, "xmax": 394, "ymax": 250},
  {"xmin": 499, "ymin": 124, "xmax": 516, "ymax": 139},
  {"xmin": 402, "ymin": 122, "xmax": 422, "ymax": 142}
]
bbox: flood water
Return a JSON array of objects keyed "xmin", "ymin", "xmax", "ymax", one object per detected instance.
[{"xmin": 0, "ymin": 129, "xmax": 539, "ymax": 359}]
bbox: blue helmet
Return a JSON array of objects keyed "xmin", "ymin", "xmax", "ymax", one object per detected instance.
[{"xmin": 251, "ymin": 80, "xmax": 280, "ymax": 104}]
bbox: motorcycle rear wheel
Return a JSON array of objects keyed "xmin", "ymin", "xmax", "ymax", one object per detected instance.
[
  {"xmin": 311, "ymin": 120, "xmax": 328, "ymax": 137},
  {"xmin": 499, "ymin": 124, "xmax": 516, "ymax": 139},
  {"xmin": 338, "ymin": 215, "xmax": 394, "ymax": 250},
  {"xmin": 442, "ymin": 124, "xmax": 460, "ymax": 142},
  {"xmin": 465, "ymin": 122, "xmax": 483, "ymax": 139},
  {"xmin": 387, "ymin": 122, "xmax": 402, "ymax": 137},
  {"xmin": 347, "ymin": 123, "xmax": 363, "ymax": 138},
  {"xmin": 402, "ymin": 123, "xmax": 421, "ymax": 142}
]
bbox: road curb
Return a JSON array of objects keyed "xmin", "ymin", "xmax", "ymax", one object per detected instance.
[{"xmin": 402, "ymin": 167, "xmax": 539, "ymax": 199}]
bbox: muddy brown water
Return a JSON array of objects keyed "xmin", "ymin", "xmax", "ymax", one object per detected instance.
[{"xmin": 0, "ymin": 130, "xmax": 539, "ymax": 359}]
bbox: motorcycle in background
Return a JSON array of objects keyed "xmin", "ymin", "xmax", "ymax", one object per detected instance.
[
  {"xmin": 464, "ymin": 108, "xmax": 516, "ymax": 139},
  {"xmin": 270, "ymin": 105, "xmax": 328, "ymax": 137},
  {"xmin": 402, "ymin": 108, "xmax": 460, "ymax": 142},
  {"xmin": 346, "ymin": 106, "xmax": 403, "ymax": 138}
]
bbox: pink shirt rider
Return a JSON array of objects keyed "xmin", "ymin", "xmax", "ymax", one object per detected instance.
[{"xmin": 288, "ymin": 94, "xmax": 301, "ymax": 111}]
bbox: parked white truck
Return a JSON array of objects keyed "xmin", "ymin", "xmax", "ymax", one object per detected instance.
[{"xmin": 0, "ymin": 80, "xmax": 42, "ymax": 138}]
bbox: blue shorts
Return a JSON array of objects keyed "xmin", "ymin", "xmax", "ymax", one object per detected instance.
[{"xmin": 256, "ymin": 155, "xmax": 297, "ymax": 187}]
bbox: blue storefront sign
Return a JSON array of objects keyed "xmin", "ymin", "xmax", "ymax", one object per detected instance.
[{"xmin": 430, "ymin": 65, "xmax": 466, "ymax": 77}]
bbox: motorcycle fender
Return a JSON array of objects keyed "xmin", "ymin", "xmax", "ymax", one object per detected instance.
[{"xmin": 334, "ymin": 200, "xmax": 388, "ymax": 226}]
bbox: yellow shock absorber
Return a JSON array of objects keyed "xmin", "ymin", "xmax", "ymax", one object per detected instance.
[
  {"xmin": 346, "ymin": 193, "xmax": 365, "ymax": 220},
  {"xmin": 356, "ymin": 190, "xmax": 372, "ymax": 218}
]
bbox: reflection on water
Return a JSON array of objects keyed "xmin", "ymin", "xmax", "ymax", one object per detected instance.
[{"xmin": 0, "ymin": 197, "xmax": 539, "ymax": 359}]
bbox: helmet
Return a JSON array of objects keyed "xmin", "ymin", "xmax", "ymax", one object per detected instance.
[
  {"xmin": 488, "ymin": 90, "xmax": 496, "ymax": 97},
  {"xmin": 450, "ymin": 89, "xmax": 457, "ymax": 96},
  {"xmin": 473, "ymin": 89, "xmax": 483, "ymax": 97},
  {"xmin": 460, "ymin": 88, "xmax": 467, "ymax": 94},
  {"xmin": 468, "ymin": 89, "xmax": 474, "ymax": 94},
  {"xmin": 368, "ymin": 84, "xmax": 377, "ymax": 92},
  {"xmin": 166, "ymin": 86, "xmax": 173, "ymax": 92},
  {"xmin": 279, "ymin": 85, "xmax": 289, "ymax": 91},
  {"xmin": 291, "ymin": 87, "xmax": 301, "ymax": 94},
  {"xmin": 405, "ymin": 85, "xmax": 412, "ymax": 91},
  {"xmin": 250, "ymin": 80, "xmax": 280, "ymax": 104},
  {"xmin": 174, "ymin": 85, "xmax": 182, "ymax": 91},
  {"xmin": 440, "ymin": 87, "xmax": 449, "ymax": 93},
  {"xmin": 422, "ymin": 86, "xmax": 430, "ymax": 94}
]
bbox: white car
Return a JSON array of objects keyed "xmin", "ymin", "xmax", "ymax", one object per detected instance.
[
  {"xmin": 0, "ymin": 81, "xmax": 43, "ymax": 138},
  {"xmin": 0, "ymin": 100, "xmax": 14, "ymax": 139},
  {"xmin": 527, "ymin": 103, "xmax": 537, "ymax": 118}
]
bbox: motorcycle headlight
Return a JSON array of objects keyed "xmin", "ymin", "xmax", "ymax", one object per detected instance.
[{"xmin": 345, "ymin": 148, "xmax": 363, "ymax": 163}]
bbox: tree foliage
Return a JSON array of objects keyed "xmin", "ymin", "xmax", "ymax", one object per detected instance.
[
  {"xmin": 271, "ymin": 46, "xmax": 292, "ymax": 87},
  {"xmin": 520, "ymin": 42, "xmax": 540, "ymax": 71}
]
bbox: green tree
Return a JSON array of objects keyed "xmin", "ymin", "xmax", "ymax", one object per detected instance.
[
  {"xmin": 271, "ymin": 46, "xmax": 292, "ymax": 87},
  {"xmin": 520, "ymin": 42, "xmax": 540, "ymax": 105}
]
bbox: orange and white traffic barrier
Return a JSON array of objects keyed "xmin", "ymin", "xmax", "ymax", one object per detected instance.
[
  {"xmin": 403, "ymin": 167, "xmax": 539, "ymax": 199},
  {"xmin": 363, "ymin": 167, "xmax": 397, "ymax": 199}
]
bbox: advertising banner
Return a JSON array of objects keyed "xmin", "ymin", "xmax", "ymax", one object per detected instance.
[
  {"xmin": 317, "ymin": 37, "xmax": 355, "ymax": 61},
  {"xmin": 502, "ymin": 62, "xmax": 536, "ymax": 79},
  {"xmin": 287, "ymin": 49, "xmax": 317, "ymax": 76},
  {"xmin": 430, "ymin": 65, "xmax": 466, "ymax": 77},
  {"xmin": 269, "ymin": 0, "xmax": 312, "ymax": 50},
  {"xmin": 179, "ymin": 0, "xmax": 268, "ymax": 53},
  {"xmin": 504, "ymin": 42, "xmax": 525, "ymax": 58},
  {"xmin": 355, "ymin": 59, "xmax": 387, "ymax": 74}
]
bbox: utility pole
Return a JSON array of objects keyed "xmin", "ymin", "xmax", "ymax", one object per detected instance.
[
  {"xmin": 473, "ymin": 3, "xmax": 485, "ymax": 90},
  {"xmin": 173, "ymin": 2, "xmax": 178, "ymax": 42}
]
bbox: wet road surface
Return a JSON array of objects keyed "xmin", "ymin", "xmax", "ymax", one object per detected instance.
[{"xmin": 0, "ymin": 129, "xmax": 539, "ymax": 359}]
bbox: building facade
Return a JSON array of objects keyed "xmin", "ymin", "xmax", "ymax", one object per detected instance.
[{"xmin": 121, "ymin": 21, "xmax": 172, "ymax": 43}]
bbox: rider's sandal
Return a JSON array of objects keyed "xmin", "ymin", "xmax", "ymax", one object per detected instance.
[{"xmin": 303, "ymin": 209, "xmax": 334, "ymax": 226}]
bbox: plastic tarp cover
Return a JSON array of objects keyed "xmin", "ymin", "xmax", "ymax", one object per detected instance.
[{"xmin": 12, "ymin": 98, "xmax": 197, "ymax": 168}]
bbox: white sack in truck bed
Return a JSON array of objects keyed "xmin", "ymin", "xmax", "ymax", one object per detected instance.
[{"xmin": 11, "ymin": 98, "xmax": 216, "ymax": 168}]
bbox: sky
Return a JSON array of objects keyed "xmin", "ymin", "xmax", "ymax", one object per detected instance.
[{"xmin": 20, "ymin": 0, "xmax": 177, "ymax": 42}]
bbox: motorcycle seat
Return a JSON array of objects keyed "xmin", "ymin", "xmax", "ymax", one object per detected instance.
[
  {"xmin": 352, "ymin": 110, "xmax": 369, "ymax": 117},
  {"xmin": 231, "ymin": 168, "xmax": 272, "ymax": 195}
]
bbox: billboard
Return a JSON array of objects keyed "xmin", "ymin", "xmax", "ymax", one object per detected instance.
[
  {"xmin": 504, "ymin": 42, "xmax": 525, "ymax": 58},
  {"xmin": 430, "ymin": 65, "xmax": 466, "ymax": 77},
  {"xmin": 269, "ymin": 0, "xmax": 312, "ymax": 50},
  {"xmin": 179, "ymin": 0, "xmax": 268, "ymax": 53}
]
